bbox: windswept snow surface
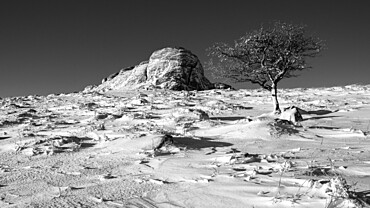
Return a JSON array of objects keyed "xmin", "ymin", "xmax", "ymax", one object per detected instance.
[{"xmin": 1, "ymin": 85, "xmax": 370, "ymax": 207}]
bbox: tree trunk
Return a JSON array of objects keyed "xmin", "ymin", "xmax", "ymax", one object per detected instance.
[{"xmin": 271, "ymin": 83, "xmax": 281, "ymax": 114}]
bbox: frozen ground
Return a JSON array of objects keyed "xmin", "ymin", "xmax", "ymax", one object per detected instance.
[{"xmin": 1, "ymin": 85, "xmax": 370, "ymax": 207}]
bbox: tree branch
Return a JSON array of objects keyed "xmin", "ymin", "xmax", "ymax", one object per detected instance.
[{"xmin": 207, "ymin": 21, "xmax": 324, "ymax": 92}]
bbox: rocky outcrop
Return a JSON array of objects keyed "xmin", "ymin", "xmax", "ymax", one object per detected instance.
[
  {"xmin": 93, "ymin": 61, "xmax": 149, "ymax": 92},
  {"xmin": 89, "ymin": 47, "xmax": 216, "ymax": 92},
  {"xmin": 145, "ymin": 47, "xmax": 213, "ymax": 90}
]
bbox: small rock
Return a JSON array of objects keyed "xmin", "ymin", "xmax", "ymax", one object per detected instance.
[
  {"xmin": 257, "ymin": 191, "xmax": 270, "ymax": 196},
  {"xmin": 21, "ymin": 147, "xmax": 35, "ymax": 156},
  {"xmin": 95, "ymin": 113, "xmax": 108, "ymax": 120},
  {"xmin": 171, "ymin": 108, "xmax": 209, "ymax": 121},
  {"xmin": 154, "ymin": 134, "xmax": 174, "ymax": 150},
  {"xmin": 279, "ymin": 106, "xmax": 303, "ymax": 124},
  {"xmin": 149, "ymin": 178, "xmax": 164, "ymax": 185},
  {"xmin": 86, "ymin": 132, "xmax": 100, "ymax": 141},
  {"xmin": 130, "ymin": 98, "xmax": 150, "ymax": 105},
  {"xmin": 213, "ymin": 82, "xmax": 234, "ymax": 90}
]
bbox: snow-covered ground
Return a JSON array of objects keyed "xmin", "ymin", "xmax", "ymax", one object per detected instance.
[{"xmin": 1, "ymin": 85, "xmax": 370, "ymax": 207}]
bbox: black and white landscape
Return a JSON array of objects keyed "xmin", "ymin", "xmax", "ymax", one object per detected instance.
[{"xmin": 1, "ymin": 1, "xmax": 370, "ymax": 207}]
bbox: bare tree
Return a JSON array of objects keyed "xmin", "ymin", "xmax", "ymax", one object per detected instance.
[{"xmin": 207, "ymin": 21, "xmax": 324, "ymax": 114}]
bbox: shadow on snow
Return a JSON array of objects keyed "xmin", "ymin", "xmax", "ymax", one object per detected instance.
[
  {"xmin": 173, "ymin": 136, "xmax": 233, "ymax": 150},
  {"xmin": 210, "ymin": 116, "xmax": 246, "ymax": 121}
]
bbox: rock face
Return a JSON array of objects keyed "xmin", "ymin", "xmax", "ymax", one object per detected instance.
[
  {"xmin": 94, "ymin": 61, "xmax": 149, "ymax": 92},
  {"xmin": 91, "ymin": 47, "xmax": 215, "ymax": 92},
  {"xmin": 146, "ymin": 47, "xmax": 213, "ymax": 90}
]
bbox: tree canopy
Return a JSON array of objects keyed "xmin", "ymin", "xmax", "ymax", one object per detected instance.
[{"xmin": 207, "ymin": 21, "xmax": 324, "ymax": 92}]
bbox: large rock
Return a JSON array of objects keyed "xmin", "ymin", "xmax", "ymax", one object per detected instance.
[
  {"xmin": 90, "ymin": 47, "xmax": 215, "ymax": 92},
  {"xmin": 146, "ymin": 47, "xmax": 213, "ymax": 90}
]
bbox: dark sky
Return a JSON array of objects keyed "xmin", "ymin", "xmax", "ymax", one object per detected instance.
[{"xmin": 1, "ymin": 0, "xmax": 370, "ymax": 97}]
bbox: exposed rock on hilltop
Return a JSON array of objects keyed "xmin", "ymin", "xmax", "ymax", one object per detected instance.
[
  {"xmin": 146, "ymin": 47, "xmax": 214, "ymax": 90},
  {"xmin": 97, "ymin": 61, "xmax": 149, "ymax": 91},
  {"xmin": 90, "ymin": 47, "xmax": 216, "ymax": 92}
]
